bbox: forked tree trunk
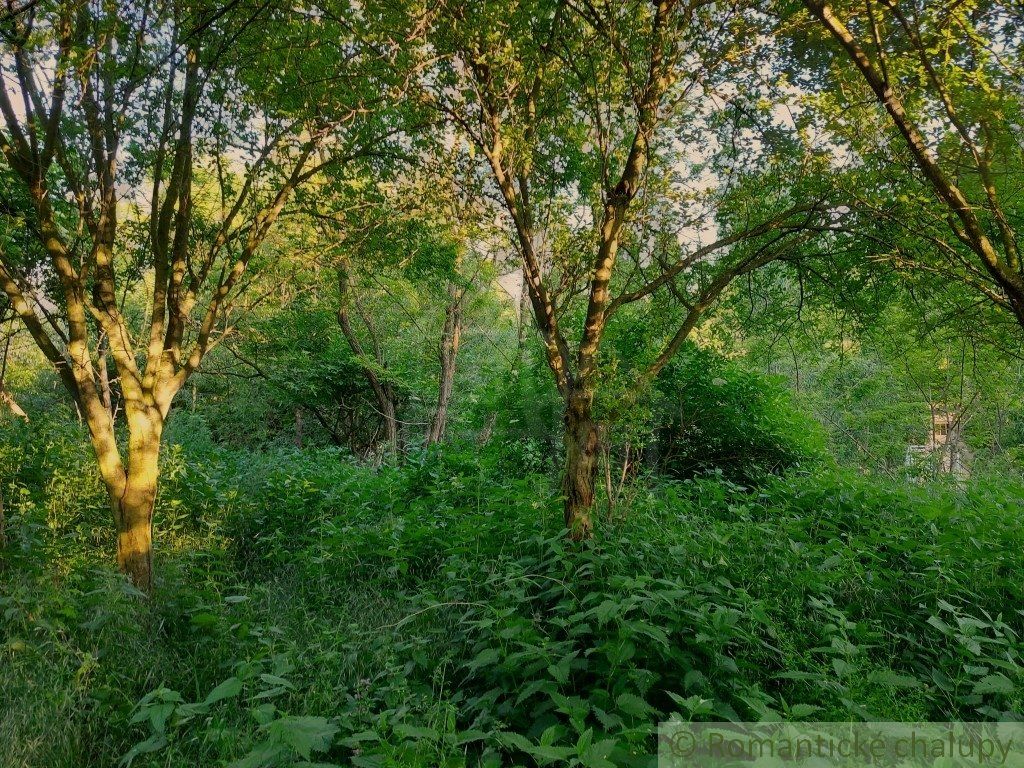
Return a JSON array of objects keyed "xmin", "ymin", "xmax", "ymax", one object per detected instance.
[{"xmin": 562, "ymin": 387, "xmax": 599, "ymax": 539}]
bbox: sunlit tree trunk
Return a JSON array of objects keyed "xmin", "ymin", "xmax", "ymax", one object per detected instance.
[
  {"xmin": 113, "ymin": 409, "xmax": 163, "ymax": 591},
  {"xmin": 0, "ymin": 387, "xmax": 27, "ymax": 420},
  {"xmin": 96, "ymin": 333, "xmax": 115, "ymax": 417},
  {"xmin": 83, "ymin": 383, "xmax": 173, "ymax": 593}
]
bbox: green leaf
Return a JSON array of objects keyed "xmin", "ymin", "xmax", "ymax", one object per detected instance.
[
  {"xmin": 203, "ymin": 676, "xmax": 243, "ymax": 705},
  {"xmin": 497, "ymin": 730, "xmax": 537, "ymax": 754},
  {"xmin": 867, "ymin": 670, "xmax": 921, "ymax": 689},
  {"xmin": 547, "ymin": 651, "xmax": 577, "ymax": 685},
  {"xmin": 468, "ymin": 647, "xmax": 501, "ymax": 671},
  {"xmin": 589, "ymin": 600, "xmax": 619, "ymax": 625},
  {"xmin": 616, "ymin": 692, "xmax": 656, "ymax": 718},
  {"xmin": 788, "ymin": 703, "xmax": 822, "ymax": 718},
  {"xmin": 453, "ymin": 729, "xmax": 489, "ymax": 745},
  {"xmin": 392, "ymin": 723, "xmax": 439, "ymax": 741},
  {"xmin": 832, "ymin": 658, "xmax": 852, "ymax": 677},
  {"xmin": 340, "ymin": 730, "xmax": 380, "ymax": 748},
  {"xmin": 258, "ymin": 673, "xmax": 295, "ymax": 690},
  {"xmin": 119, "ymin": 734, "xmax": 168, "ymax": 767},
  {"xmin": 973, "ymin": 674, "xmax": 1015, "ymax": 696},
  {"xmin": 578, "ymin": 737, "xmax": 618, "ymax": 768},
  {"xmin": 265, "ymin": 716, "xmax": 339, "ymax": 760}
]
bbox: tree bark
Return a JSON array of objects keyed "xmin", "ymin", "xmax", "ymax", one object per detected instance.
[
  {"xmin": 98, "ymin": 408, "xmax": 163, "ymax": 593},
  {"xmin": 87, "ymin": 403, "xmax": 163, "ymax": 593},
  {"xmin": 380, "ymin": 390, "xmax": 400, "ymax": 456},
  {"xmin": 427, "ymin": 288, "xmax": 462, "ymax": 446},
  {"xmin": 562, "ymin": 386, "xmax": 598, "ymax": 539},
  {"xmin": 96, "ymin": 333, "xmax": 115, "ymax": 417}
]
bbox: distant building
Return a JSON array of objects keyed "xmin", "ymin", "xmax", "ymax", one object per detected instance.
[{"xmin": 905, "ymin": 406, "xmax": 970, "ymax": 478}]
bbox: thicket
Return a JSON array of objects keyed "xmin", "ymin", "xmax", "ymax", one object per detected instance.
[{"xmin": 3, "ymin": 411, "xmax": 1022, "ymax": 767}]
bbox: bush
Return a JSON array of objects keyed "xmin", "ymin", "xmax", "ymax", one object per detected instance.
[{"xmin": 653, "ymin": 346, "xmax": 827, "ymax": 482}]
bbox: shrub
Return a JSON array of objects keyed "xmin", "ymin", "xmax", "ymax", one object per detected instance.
[{"xmin": 653, "ymin": 346, "xmax": 828, "ymax": 482}]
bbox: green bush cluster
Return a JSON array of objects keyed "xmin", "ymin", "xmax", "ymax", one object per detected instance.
[{"xmin": 653, "ymin": 347, "xmax": 828, "ymax": 482}]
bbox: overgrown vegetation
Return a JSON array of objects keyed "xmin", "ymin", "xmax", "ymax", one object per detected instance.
[
  {"xmin": 3, "ymin": 412, "xmax": 1023, "ymax": 767},
  {"xmin": 3, "ymin": 0, "xmax": 1024, "ymax": 766}
]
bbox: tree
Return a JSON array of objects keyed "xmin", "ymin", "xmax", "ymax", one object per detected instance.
[
  {"xmin": 409, "ymin": 0, "xmax": 824, "ymax": 535},
  {"xmin": 427, "ymin": 280, "xmax": 465, "ymax": 446},
  {"xmin": 327, "ymin": 170, "xmax": 491, "ymax": 455},
  {"xmin": 0, "ymin": 0, "xmax": 377, "ymax": 589},
  {"xmin": 793, "ymin": 0, "xmax": 1024, "ymax": 330}
]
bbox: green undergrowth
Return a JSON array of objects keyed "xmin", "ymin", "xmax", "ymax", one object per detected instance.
[{"xmin": 2, "ymin": 423, "xmax": 1023, "ymax": 767}]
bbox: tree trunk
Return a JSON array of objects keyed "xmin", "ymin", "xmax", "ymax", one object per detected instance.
[
  {"xmin": 562, "ymin": 387, "xmax": 598, "ymax": 539},
  {"xmin": 381, "ymin": 389, "xmax": 400, "ymax": 456},
  {"xmin": 108, "ymin": 411, "xmax": 163, "ymax": 593},
  {"xmin": 337, "ymin": 264, "xmax": 402, "ymax": 459},
  {"xmin": 427, "ymin": 291, "xmax": 462, "ymax": 446},
  {"xmin": 477, "ymin": 412, "xmax": 496, "ymax": 446}
]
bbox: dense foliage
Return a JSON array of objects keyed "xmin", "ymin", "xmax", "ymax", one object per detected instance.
[
  {"xmin": 653, "ymin": 346, "xmax": 827, "ymax": 481},
  {"xmin": 3, "ymin": 413, "xmax": 1023, "ymax": 767},
  {"xmin": 3, "ymin": 1, "xmax": 1024, "ymax": 766}
]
